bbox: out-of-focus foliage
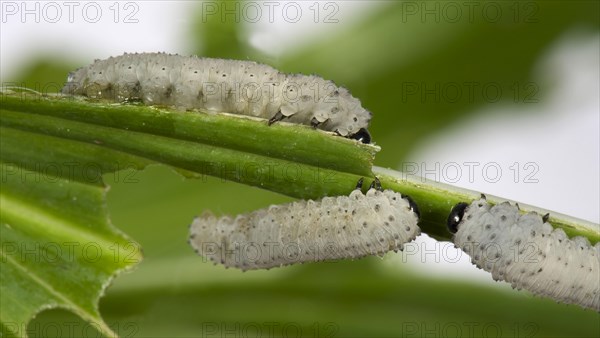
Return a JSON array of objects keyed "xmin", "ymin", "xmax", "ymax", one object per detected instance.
[{"xmin": 8, "ymin": 0, "xmax": 599, "ymax": 336}]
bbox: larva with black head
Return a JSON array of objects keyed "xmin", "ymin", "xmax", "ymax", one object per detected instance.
[
  {"xmin": 62, "ymin": 52, "xmax": 372, "ymax": 143},
  {"xmin": 448, "ymin": 196, "xmax": 600, "ymax": 311},
  {"xmin": 188, "ymin": 178, "xmax": 420, "ymax": 270}
]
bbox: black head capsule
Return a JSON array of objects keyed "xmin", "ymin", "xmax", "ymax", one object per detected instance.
[
  {"xmin": 542, "ymin": 213, "xmax": 550, "ymax": 223},
  {"xmin": 369, "ymin": 177, "xmax": 382, "ymax": 191},
  {"xmin": 402, "ymin": 194, "xmax": 420, "ymax": 219},
  {"xmin": 447, "ymin": 202, "xmax": 469, "ymax": 234},
  {"xmin": 355, "ymin": 177, "xmax": 365, "ymax": 191},
  {"xmin": 350, "ymin": 128, "xmax": 371, "ymax": 144}
]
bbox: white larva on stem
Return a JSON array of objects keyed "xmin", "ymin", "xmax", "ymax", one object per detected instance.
[
  {"xmin": 188, "ymin": 178, "xmax": 420, "ymax": 271},
  {"xmin": 448, "ymin": 196, "xmax": 600, "ymax": 311},
  {"xmin": 62, "ymin": 52, "xmax": 372, "ymax": 143}
]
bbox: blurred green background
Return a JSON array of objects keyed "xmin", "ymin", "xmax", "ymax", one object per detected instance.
[{"xmin": 4, "ymin": 0, "xmax": 598, "ymax": 337}]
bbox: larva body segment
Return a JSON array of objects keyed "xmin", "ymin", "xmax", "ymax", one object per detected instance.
[
  {"xmin": 62, "ymin": 52, "xmax": 372, "ymax": 142},
  {"xmin": 449, "ymin": 198, "xmax": 600, "ymax": 311},
  {"xmin": 189, "ymin": 188, "xmax": 420, "ymax": 271}
]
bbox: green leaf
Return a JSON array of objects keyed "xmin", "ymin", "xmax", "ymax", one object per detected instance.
[{"xmin": 0, "ymin": 141, "xmax": 144, "ymax": 336}]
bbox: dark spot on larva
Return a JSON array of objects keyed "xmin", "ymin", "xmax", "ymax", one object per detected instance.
[
  {"xmin": 331, "ymin": 107, "xmax": 339, "ymax": 114},
  {"xmin": 128, "ymin": 66, "xmax": 132, "ymax": 69},
  {"xmin": 515, "ymin": 239, "xmax": 522, "ymax": 245},
  {"xmin": 394, "ymin": 234, "xmax": 399, "ymax": 239},
  {"xmin": 342, "ymin": 226, "xmax": 346, "ymax": 230},
  {"xmin": 538, "ymin": 268, "xmax": 543, "ymax": 273},
  {"xmin": 358, "ymin": 230, "xmax": 362, "ymax": 235},
  {"xmin": 467, "ymin": 235, "xmax": 472, "ymax": 241},
  {"xmin": 352, "ymin": 210, "xmax": 356, "ymax": 215},
  {"xmin": 388, "ymin": 215, "xmax": 395, "ymax": 222},
  {"xmin": 500, "ymin": 215, "xmax": 507, "ymax": 221},
  {"xmin": 194, "ymin": 70, "xmax": 198, "ymax": 73},
  {"xmin": 530, "ymin": 230, "xmax": 536, "ymax": 237},
  {"xmin": 161, "ymin": 67, "xmax": 166, "ymax": 71},
  {"xmin": 490, "ymin": 234, "xmax": 496, "ymax": 240},
  {"xmin": 379, "ymin": 238, "xmax": 385, "ymax": 242},
  {"xmin": 165, "ymin": 85, "xmax": 174, "ymax": 98},
  {"xmin": 485, "ymin": 224, "xmax": 492, "ymax": 230},
  {"xmin": 405, "ymin": 226, "xmax": 411, "ymax": 232},
  {"xmin": 222, "ymin": 73, "xmax": 227, "ymax": 77},
  {"xmin": 374, "ymin": 204, "xmax": 381, "ymax": 212},
  {"xmin": 353, "ymin": 116, "xmax": 358, "ymax": 122},
  {"xmin": 363, "ymin": 221, "xmax": 368, "ymax": 228}
]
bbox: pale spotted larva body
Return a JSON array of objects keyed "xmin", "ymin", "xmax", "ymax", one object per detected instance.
[
  {"xmin": 62, "ymin": 52, "xmax": 372, "ymax": 143},
  {"xmin": 189, "ymin": 180, "xmax": 420, "ymax": 270},
  {"xmin": 448, "ymin": 197, "xmax": 600, "ymax": 311}
]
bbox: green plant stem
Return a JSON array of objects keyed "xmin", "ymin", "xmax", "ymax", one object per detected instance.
[{"xmin": 2, "ymin": 92, "xmax": 598, "ymax": 244}]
